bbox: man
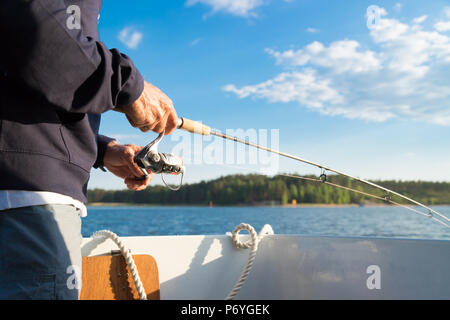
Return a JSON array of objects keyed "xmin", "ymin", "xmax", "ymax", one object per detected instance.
[{"xmin": 0, "ymin": 0, "xmax": 177, "ymax": 299}]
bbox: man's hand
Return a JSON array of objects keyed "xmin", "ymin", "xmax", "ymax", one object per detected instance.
[
  {"xmin": 103, "ymin": 141, "xmax": 154, "ymax": 191},
  {"xmin": 115, "ymin": 81, "xmax": 179, "ymax": 134}
]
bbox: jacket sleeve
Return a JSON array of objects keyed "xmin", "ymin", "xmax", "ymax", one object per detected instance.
[
  {"xmin": 93, "ymin": 134, "xmax": 116, "ymax": 169},
  {"xmin": 0, "ymin": 0, "xmax": 144, "ymax": 114}
]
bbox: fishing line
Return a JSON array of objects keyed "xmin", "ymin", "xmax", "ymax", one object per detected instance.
[
  {"xmin": 176, "ymin": 117, "xmax": 450, "ymax": 228},
  {"xmin": 281, "ymin": 173, "xmax": 450, "ymax": 228}
]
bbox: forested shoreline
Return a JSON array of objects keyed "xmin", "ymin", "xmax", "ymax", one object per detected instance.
[{"xmin": 87, "ymin": 174, "xmax": 450, "ymax": 206}]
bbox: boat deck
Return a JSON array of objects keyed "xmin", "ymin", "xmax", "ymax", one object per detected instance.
[{"xmin": 81, "ymin": 234, "xmax": 450, "ymax": 299}]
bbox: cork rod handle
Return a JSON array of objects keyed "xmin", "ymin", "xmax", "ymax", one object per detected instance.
[{"xmin": 177, "ymin": 117, "xmax": 211, "ymax": 136}]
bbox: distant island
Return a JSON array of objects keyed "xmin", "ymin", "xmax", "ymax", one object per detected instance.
[{"xmin": 87, "ymin": 174, "xmax": 450, "ymax": 206}]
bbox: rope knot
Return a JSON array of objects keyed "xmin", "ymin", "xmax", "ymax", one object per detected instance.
[
  {"xmin": 231, "ymin": 223, "xmax": 258, "ymax": 249},
  {"xmin": 226, "ymin": 223, "xmax": 274, "ymax": 300}
]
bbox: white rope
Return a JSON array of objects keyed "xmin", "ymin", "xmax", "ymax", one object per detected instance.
[
  {"xmin": 92, "ymin": 230, "xmax": 147, "ymax": 300},
  {"xmin": 91, "ymin": 223, "xmax": 274, "ymax": 301},
  {"xmin": 225, "ymin": 223, "xmax": 274, "ymax": 300}
]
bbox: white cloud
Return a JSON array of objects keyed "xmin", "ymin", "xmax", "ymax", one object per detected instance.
[
  {"xmin": 413, "ymin": 15, "xmax": 428, "ymax": 24},
  {"xmin": 369, "ymin": 16, "xmax": 409, "ymax": 42},
  {"xmin": 190, "ymin": 38, "xmax": 203, "ymax": 47},
  {"xmin": 444, "ymin": 6, "xmax": 450, "ymax": 18},
  {"xmin": 319, "ymin": 102, "xmax": 398, "ymax": 122},
  {"xmin": 371, "ymin": 16, "xmax": 450, "ymax": 78},
  {"xmin": 394, "ymin": 3, "xmax": 403, "ymax": 12},
  {"xmin": 107, "ymin": 133, "xmax": 142, "ymax": 141},
  {"xmin": 265, "ymin": 40, "xmax": 381, "ymax": 74},
  {"xmin": 435, "ymin": 21, "xmax": 450, "ymax": 32},
  {"xmin": 306, "ymin": 27, "xmax": 319, "ymax": 33},
  {"xmin": 434, "ymin": 7, "xmax": 450, "ymax": 32},
  {"xmin": 186, "ymin": 0, "xmax": 265, "ymax": 17},
  {"xmin": 224, "ymin": 69, "xmax": 344, "ymax": 108},
  {"xmin": 118, "ymin": 27, "xmax": 143, "ymax": 49},
  {"xmin": 224, "ymin": 7, "xmax": 450, "ymax": 125}
]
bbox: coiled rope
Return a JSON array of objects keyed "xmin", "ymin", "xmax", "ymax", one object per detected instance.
[
  {"xmin": 92, "ymin": 230, "xmax": 147, "ymax": 300},
  {"xmin": 91, "ymin": 223, "xmax": 274, "ymax": 301},
  {"xmin": 226, "ymin": 223, "xmax": 274, "ymax": 300}
]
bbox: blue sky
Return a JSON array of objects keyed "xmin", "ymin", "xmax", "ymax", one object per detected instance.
[{"xmin": 89, "ymin": 0, "xmax": 450, "ymax": 190}]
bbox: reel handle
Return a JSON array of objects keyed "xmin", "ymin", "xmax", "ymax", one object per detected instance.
[{"xmin": 177, "ymin": 117, "xmax": 211, "ymax": 136}]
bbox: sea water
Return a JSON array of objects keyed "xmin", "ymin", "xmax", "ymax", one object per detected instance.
[{"xmin": 81, "ymin": 206, "xmax": 450, "ymax": 240}]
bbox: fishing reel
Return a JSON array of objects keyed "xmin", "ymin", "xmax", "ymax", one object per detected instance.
[{"xmin": 134, "ymin": 131, "xmax": 185, "ymax": 191}]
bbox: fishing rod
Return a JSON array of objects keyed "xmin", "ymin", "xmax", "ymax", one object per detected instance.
[
  {"xmin": 174, "ymin": 117, "xmax": 450, "ymax": 227},
  {"xmin": 132, "ymin": 117, "xmax": 449, "ymax": 227},
  {"xmin": 281, "ymin": 174, "xmax": 450, "ymax": 228}
]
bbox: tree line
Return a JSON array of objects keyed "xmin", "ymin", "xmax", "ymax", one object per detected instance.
[{"xmin": 87, "ymin": 174, "xmax": 450, "ymax": 206}]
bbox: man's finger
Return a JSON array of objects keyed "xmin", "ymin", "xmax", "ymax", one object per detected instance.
[
  {"xmin": 128, "ymin": 160, "xmax": 145, "ymax": 178},
  {"xmin": 125, "ymin": 176, "xmax": 149, "ymax": 190},
  {"xmin": 165, "ymin": 112, "xmax": 179, "ymax": 135},
  {"xmin": 151, "ymin": 111, "xmax": 170, "ymax": 134},
  {"xmin": 123, "ymin": 145, "xmax": 147, "ymax": 177}
]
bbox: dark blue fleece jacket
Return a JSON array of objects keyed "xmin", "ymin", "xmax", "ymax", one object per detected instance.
[{"xmin": 0, "ymin": 0, "xmax": 144, "ymax": 202}]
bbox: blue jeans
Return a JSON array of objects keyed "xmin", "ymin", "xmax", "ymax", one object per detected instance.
[{"xmin": 0, "ymin": 204, "xmax": 82, "ymax": 299}]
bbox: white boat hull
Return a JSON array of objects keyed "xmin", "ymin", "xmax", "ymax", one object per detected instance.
[{"xmin": 81, "ymin": 234, "xmax": 450, "ymax": 300}]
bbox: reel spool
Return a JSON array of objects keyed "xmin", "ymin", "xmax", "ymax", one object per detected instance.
[{"xmin": 134, "ymin": 132, "xmax": 185, "ymax": 191}]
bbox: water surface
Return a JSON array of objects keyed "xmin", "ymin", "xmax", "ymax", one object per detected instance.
[{"xmin": 81, "ymin": 206, "xmax": 450, "ymax": 241}]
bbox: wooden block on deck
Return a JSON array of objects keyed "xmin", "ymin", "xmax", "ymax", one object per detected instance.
[{"xmin": 80, "ymin": 254, "xmax": 160, "ymax": 300}]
